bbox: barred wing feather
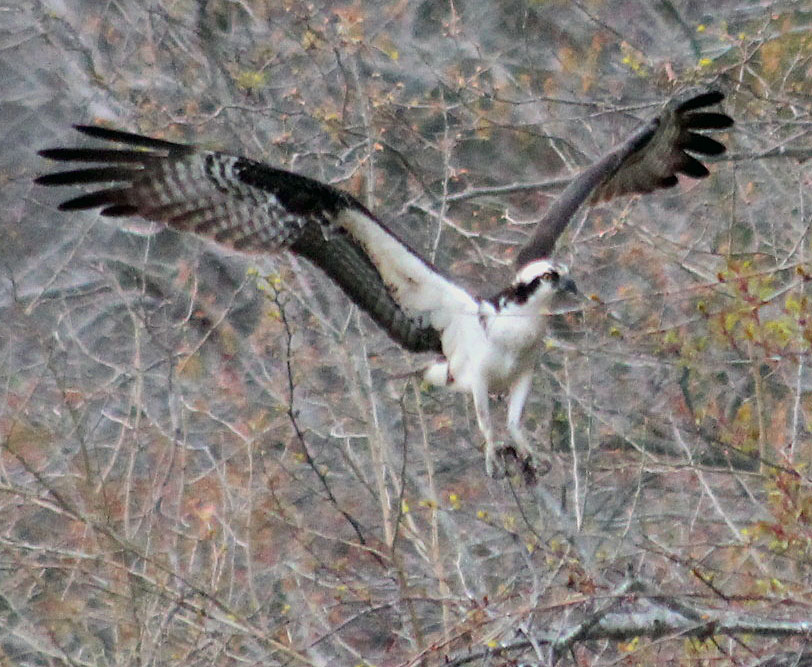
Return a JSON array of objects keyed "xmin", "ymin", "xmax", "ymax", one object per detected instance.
[{"xmin": 37, "ymin": 125, "xmax": 458, "ymax": 353}]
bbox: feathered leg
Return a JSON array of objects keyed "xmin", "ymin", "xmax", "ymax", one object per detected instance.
[
  {"xmin": 506, "ymin": 370, "xmax": 548, "ymax": 482},
  {"xmin": 471, "ymin": 381, "xmax": 499, "ymax": 477}
]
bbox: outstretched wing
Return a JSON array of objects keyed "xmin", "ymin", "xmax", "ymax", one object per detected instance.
[
  {"xmin": 514, "ymin": 90, "xmax": 733, "ymax": 268},
  {"xmin": 36, "ymin": 125, "xmax": 481, "ymax": 353}
]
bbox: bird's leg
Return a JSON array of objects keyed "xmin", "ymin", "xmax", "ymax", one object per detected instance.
[
  {"xmin": 471, "ymin": 381, "xmax": 499, "ymax": 477},
  {"xmin": 506, "ymin": 370, "xmax": 533, "ymax": 458},
  {"xmin": 506, "ymin": 370, "xmax": 549, "ymax": 482}
]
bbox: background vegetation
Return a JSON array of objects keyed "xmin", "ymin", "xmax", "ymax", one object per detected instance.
[{"xmin": 2, "ymin": 0, "xmax": 810, "ymax": 664}]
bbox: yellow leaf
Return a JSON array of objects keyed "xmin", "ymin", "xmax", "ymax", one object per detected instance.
[{"xmin": 235, "ymin": 70, "xmax": 267, "ymax": 91}]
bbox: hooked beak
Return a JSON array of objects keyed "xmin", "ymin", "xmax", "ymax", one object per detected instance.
[{"xmin": 558, "ymin": 276, "xmax": 578, "ymax": 295}]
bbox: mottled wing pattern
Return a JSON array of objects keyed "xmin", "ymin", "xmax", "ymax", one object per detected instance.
[
  {"xmin": 514, "ymin": 91, "xmax": 733, "ymax": 267},
  {"xmin": 36, "ymin": 125, "xmax": 448, "ymax": 352}
]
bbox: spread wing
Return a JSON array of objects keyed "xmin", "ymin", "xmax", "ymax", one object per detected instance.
[
  {"xmin": 514, "ymin": 90, "xmax": 733, "ymax": 268},
  {"xmin": 36, "ymin": 125, "xmax": 482, "ymax": 353}
]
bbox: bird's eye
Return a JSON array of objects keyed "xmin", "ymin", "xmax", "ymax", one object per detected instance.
[{"xmin": 542, "ymin": 270, "xmax": 559, "ymax": 282}]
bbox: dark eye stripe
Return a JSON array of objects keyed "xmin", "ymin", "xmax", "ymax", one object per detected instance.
[{"xmin": 542, "ymin": 270, "xmax": 559, "ymax": 281}]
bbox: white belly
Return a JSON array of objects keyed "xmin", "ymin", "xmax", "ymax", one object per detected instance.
[{"xmin": 438, "ymin": 304, "xmax": 544, "ymax": 393}]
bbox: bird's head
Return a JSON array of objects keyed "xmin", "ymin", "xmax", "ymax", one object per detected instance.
[{"xmin": 511, "ymin": 259, "xmax": 578, "ymax": 310}]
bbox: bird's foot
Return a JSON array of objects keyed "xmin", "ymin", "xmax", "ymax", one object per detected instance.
[{"xmin": 486, "ymin": 445, "xmax": 551, "ymax": 485}]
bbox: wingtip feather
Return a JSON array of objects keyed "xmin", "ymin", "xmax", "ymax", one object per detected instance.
[
  {"xmin": 678, "ymin": 154, "xmax": 711, "ymax": 179},
  {"xmin": 56, "ymin": 189, "xmax": 124, "ymax": 211},
  {"xmin": 34, "ymin": 166, "xmax": 140, "ymax": 186},
  {"xmin": 681, "ymin": 133, "xmax": 728, "ymax": 156},
  {"xmin": 687, "ymin": 112, "xmax": 734, "ymax": 130},
  {"xmin": 33, "ymin": 173, "xmax": 54, "ymax": 185},
  {"xmin": 100, "ymin": 204, "xmax": 139, "ymax": 217},
  {"xmin": 73, "ymin": 124, "xmax": 190, "ymax": 151},
  {"xmin": 676, "ymin": 90, "xmax": 725, "ymax": 113}
]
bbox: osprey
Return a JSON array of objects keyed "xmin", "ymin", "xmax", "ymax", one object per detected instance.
[{"xmin": 36, "ymin": 91, "xmax": 732, "ymax": 479}]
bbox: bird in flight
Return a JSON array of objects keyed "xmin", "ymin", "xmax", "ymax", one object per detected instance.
[{"xmin": 36, "ymin": 91, "xmax": 732, "ymax": 480}]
